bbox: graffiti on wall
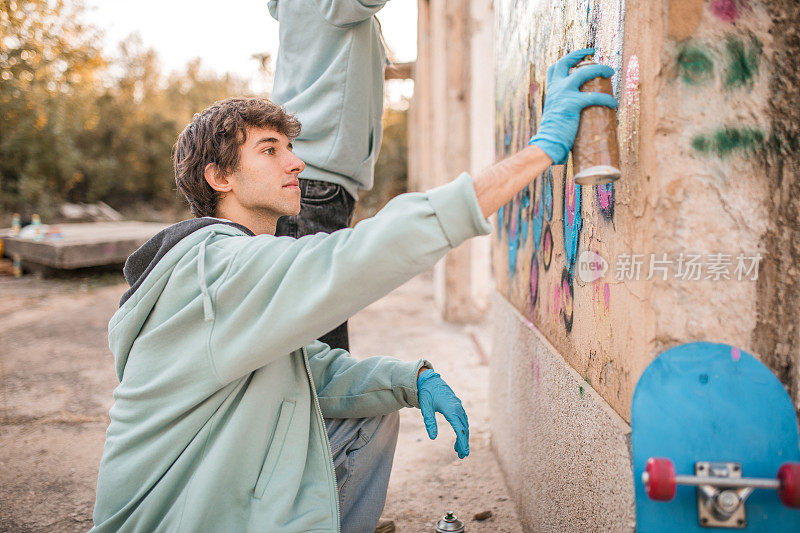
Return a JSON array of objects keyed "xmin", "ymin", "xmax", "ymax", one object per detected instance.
[
  {"xmin": 710, "ymin": 0, "xmax": 750, "ymax": 22},
  {"xmin": 670, "ymin": 7, "xmax": 784, "ymax": 161},
  {"xmin": 563, "ymin": 159, "xmax": 583, "ymax": 275},
  {"xmin": 494, "ymin": 0, "xmax": 628, "ymax": 335}
]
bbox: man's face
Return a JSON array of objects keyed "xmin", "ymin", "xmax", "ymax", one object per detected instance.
[{"xmin": 226, "ymin": 127, "xmax": 305, "ymax": 220}]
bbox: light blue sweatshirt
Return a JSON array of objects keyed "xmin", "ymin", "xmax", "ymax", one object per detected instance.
[
  {"xmin": 91, "ymin": 173, "xmax": 492, "ymax": 532},
  {"xmin": 268, "ymin": 0, "xmax": 389, "ymax": 200}
]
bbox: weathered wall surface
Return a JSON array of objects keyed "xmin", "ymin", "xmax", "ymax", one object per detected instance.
[
  {"xmin": 492, "ymin": 0, "xmax": 800, "ymax": 420},
  {"xmin": 751, "ymin": 0, "xmax": 800, "ymax": 407},
  {"xmin": 490, "ymin": 295, "xmax": 635, "ymax": 532},
  {"xmin": 492, "ymin": 0, "xmax": 660, "ymax": 420},
  {"xmin": 490, "ymin": 2, "xmax": 656, "ymax": 527},
  {"xmin": 653, "ymin": 0, "xmax": 781, "ymax": 393},
  {"xmin": 489, "ymin": 0, "xmax": 799, "ymax": 530}
]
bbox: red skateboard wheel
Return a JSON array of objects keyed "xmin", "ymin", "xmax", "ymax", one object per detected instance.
[
  {"xmin": 645, "ymin": 457, "xmax": 676, "ymax": 501},
  {"xmin": 777, "ymin": 462, "xmax": 800, "ymax": 508}
]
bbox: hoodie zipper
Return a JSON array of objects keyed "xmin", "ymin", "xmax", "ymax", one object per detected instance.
[{"xmin": 301, "ymin": 346, "xmax": 341, "ymax": 533}]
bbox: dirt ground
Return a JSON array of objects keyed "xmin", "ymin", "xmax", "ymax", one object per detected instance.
[{"xmin": 0, "ymin": 270, "xmax": 521, "ymax": 532}]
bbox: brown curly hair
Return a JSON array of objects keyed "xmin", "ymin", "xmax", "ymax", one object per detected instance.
[{"xmin": 174, "ymin": 97, "xmax": 302, "ymax": 218}]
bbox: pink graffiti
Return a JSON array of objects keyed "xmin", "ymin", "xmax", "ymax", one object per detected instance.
[
  {"xmin": 598, "ymin": 186, "xmax": 613, "ymax": 209},
  {"xmin": 731, "ymin": 346, "xmax": 741, "ymax": 361},
  {"xmin": 603, "ymin": 282, "xmax": 611, "ymax": 312},
  {"xmin": 530, "ymin": 358, "xmax": 541, "ymax": 388},
  {"xmin": 565, "ymin": 175, "xmax": 577, "ymax": 225},
  {"xmin": 710, "ymin": 0, "xmax": 747, "ymax": 23},
  {"xmin": 562, "ymin": 276, "xmax": 573, "ymax": 316}
]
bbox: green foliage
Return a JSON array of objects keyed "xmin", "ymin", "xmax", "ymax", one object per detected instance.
[{"xmin": 0, "ymin": 0, "xmax": 250, "ymax": 219}]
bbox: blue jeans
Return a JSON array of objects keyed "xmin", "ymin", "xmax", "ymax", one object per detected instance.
[
  {"xmin": 275, "ymin": 178, "xmax": 356, "ymax": 351},
  {"xmin": 325, "ymin": 412, "xmax": 399, "ymax": 533}
]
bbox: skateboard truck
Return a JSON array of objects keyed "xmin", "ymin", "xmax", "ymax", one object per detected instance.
[{"xmin": 642, "ymin": 458, "xmax": 800, "ymax": 529}]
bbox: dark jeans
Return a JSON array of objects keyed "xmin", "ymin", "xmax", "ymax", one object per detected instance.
[{"xmin": 275, "ymin": 178, "xmax": 356, "ymax": 352}]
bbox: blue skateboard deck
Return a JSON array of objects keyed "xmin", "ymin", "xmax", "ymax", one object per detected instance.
[{"xmin": 631, "ymin": 342, "xmax": 800, "ymax": 531}]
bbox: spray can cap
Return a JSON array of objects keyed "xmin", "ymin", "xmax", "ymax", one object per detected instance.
[{"xmin": 434, "ymin": 511, "xmax": 465, "ymax": 533}]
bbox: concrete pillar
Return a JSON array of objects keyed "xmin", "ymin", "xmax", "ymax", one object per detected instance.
[
  {"xmin": 431, "ymin": 0, "xmax": 483, "ymax": 322},
  {"xmin": 410, "ymin": 0, "xmax": 495, "ymax": 322}
]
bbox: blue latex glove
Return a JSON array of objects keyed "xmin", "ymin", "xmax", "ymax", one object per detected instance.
[
  {"xmin": 417, "ymin": 369, "xmax": 469, "ymax": 459},
  {"xmin": 528, "ymin": 47, "xmax": 618, "ymax": 165}
]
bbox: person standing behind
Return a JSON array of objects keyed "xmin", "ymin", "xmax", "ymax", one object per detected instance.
[{"xmin": 268, "ymin": 0, "xmax": 389, "ymax": 351}]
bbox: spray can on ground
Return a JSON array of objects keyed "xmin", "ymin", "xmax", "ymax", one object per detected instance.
[
  {"xmin": 12, "ymin": 254, "xmax": 22, "ymax": 278},
  {"xmin": 434, "ymin": 511, "xmax": 465, "ymax": 533},
  {"xmin": 11, "ymin": 213, "xmax": 21, "ymax": 236},
  {"xmin": 571, "ymin": 57, "xmax": 621, "ymax": 186},
  {"xmin": 31, "ymin": 214, "xmax": 44, "ymax": 241}
]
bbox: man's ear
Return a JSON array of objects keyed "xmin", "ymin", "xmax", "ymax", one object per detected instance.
[{"xmin": 204, "ymin": 163, "xmax": 232, "ymax": 193}]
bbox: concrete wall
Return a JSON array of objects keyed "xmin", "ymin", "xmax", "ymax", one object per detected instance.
[
  {"xmin": 486, "ymin": 0, "xmax": 800, "ymax": 530},
  {"xmin": 490, "ymin": 294, "xmax": 634, "ymax": 532}
]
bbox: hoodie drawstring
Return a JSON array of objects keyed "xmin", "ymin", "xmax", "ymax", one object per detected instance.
[{"xmin": 197, "ymin": 234, "xmax": 215, "ymax": 321}]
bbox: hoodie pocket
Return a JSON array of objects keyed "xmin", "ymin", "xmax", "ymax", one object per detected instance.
[{"xmin": 254, "ymin": 400, "xmax": 296, "ymax": 499}]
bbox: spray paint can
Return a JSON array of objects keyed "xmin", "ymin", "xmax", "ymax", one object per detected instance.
[
  {"xmin": 571, "ymin": 57, "xmax": 621, "ymax": 186},
  {"xmin": 11, "ymin": 213, "xmax": 21, "ymax": 236},
  {"xmin": 12, "ymin": 254, "xmax": 22, "ymax": 278},
  {"xmin": 434, "ymin": 511, "xmax": 465, "ymax": 533},
  {"xmin": 31, "ymin": 214, "xmax": 44, "ymax": 241}
]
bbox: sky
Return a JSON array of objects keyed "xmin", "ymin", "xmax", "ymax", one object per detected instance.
[{"xmin": 84, "ymin": 0, "xmax": 417, "ymax": 96}]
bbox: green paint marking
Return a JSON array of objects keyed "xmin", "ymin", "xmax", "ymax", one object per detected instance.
[
  {"xmin": 724, "ymin": 36, "xmax": 762, "ymax": 88},
  {"xmin": 579, "ymin": 385, "xmax": 584, "ymax": 398},
  {"xmin": 691, "ymin": 127, "xmax": 766, "ymax": 158},
  {"xmin": 676, "ymin": 46, "xmax": 714, "ymax": 85}
]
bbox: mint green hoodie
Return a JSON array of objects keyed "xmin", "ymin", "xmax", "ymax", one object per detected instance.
[
  {"xmin": 91, "ymin": 174, "xmax": 492, "ymax": 532},
  {"xmin": 268, "ymin": 0, "xmax": 388, "ymax": 200}
]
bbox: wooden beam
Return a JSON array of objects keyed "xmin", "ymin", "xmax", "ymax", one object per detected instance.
[{"xmin": 385, "ymin": 62, "xmax": 414, "ymax": 80}]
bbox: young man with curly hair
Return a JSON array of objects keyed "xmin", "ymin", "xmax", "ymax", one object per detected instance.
[{"xmin": 89, "ymin": 8, "xmax": 615, "ymax": 529}]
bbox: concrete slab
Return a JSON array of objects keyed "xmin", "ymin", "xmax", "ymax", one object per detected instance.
[
  {"xmin": 1, "ymin": 222, "xmax": 167, "ymax": 269},
  {"xmin": 489, "ymin": 292, "xmax": 635, "ymax": 532}
]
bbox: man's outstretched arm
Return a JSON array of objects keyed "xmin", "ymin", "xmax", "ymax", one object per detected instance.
[
  {"xmin": 206, "ymin": 49, "xmax": 618, "ymax": 384},
  {"xmin": 473, "ymin": 144, "xmax": 553, "ymax": 218},
  {"xmin": 473, "ymin": 47, "xmax": 617, "ymax": 217}
]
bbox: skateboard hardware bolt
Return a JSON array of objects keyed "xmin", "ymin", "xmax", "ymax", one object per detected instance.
[{"xmin": 715, "ymin": 490, "xmax": 740, "ymax": 515}]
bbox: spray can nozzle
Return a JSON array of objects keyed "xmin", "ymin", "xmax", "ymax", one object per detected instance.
[{"xmin": 434, "ymin": 510, "xmax": 465, "ymax": 532}]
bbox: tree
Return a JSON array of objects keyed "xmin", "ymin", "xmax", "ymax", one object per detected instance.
[
  {"xmin": 0, "ymin": 0, "xmax": 105, "ymax": 216},
  {"xmin": 1, "ymin": 1, "xmax": 252, "ymax": 220}
]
